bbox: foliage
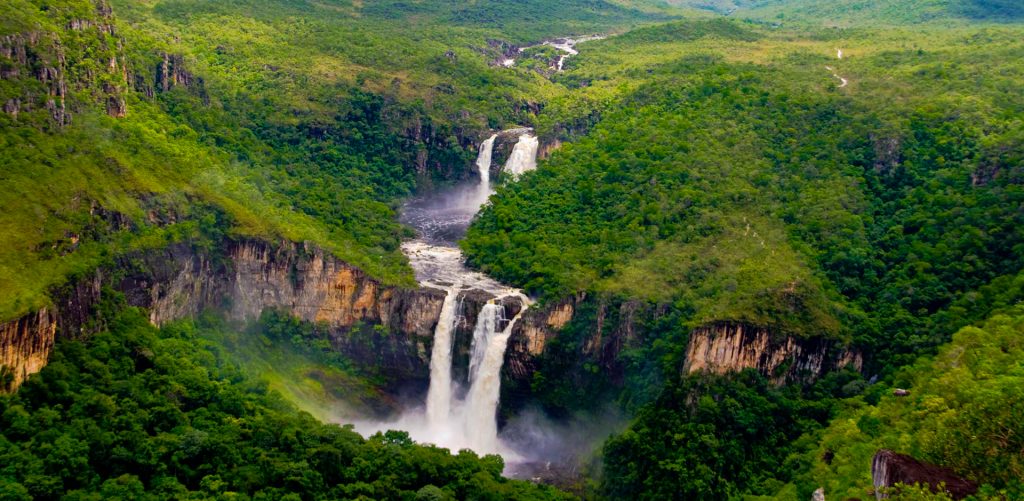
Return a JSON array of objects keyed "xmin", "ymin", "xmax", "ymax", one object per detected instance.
[
  {"xmin": 0, "ymin": 306, "xmax": 572, "ymax": 500},
  {"xmin": 600, "ymin": 369, "xmax": 861, "ymax": 500},
  {"xmin": 783, "ymin": 305, "xmax": 1024, "ymax": 500}
]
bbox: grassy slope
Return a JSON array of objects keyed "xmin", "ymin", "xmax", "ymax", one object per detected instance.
[
  {"xmin": 0, "ymin": 0, "xmax": 684, "ymax": 322},
  {"xmin": 667, "ymin": 0, "xmax": 1024, "ymax": 26},
  {"xmin": 468, "ymin": 18, "xmax": 1024, "ymax": 353}
]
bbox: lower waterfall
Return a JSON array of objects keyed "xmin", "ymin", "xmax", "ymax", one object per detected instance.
[
  {"xmin": 424, "ymin": 286, "xmax": 461, "ymax": 431},
  {"xmin": 464, "ymin": 295, "xmax": 528, "ymax": 453},
  {"xmin": 469, "ymin": 302, "xmax": 501, "ymax": 384}
]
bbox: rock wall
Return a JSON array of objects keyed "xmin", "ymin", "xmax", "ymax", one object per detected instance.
[
  {"xmin": 0, "ymin": 238, "xmax": 516, "ymax": 392},
  {"xmin": 503, "ymin": 298, "xmax": 861, "ymax": 390},
  {"xmin": 504, "ymin": 296, "xmax": 579, "ymax": 380},
  {"xmin": 683, "ymin": 322, "xmax": 861, "ymax": 383},
  {"xmin": 871, "ymin": 449, "xmax": 978, "ymax": 500},
  {"xmin": 0, "ymin": 310, "xmax": 56, "ymax": 391}
]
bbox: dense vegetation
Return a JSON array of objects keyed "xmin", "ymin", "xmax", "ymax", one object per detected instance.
[
  {"xmin": 0, "ymin": 304, "xmax": 569, "ymax": 500},
  {"xmin": 3, "ymin": 0, "xmax": 1024, "ymax": 500},
  {"xmin": 465, "ymin": 15, "xmax": 1024, "ymax": 499},
  {"xmin": 786, "ymin": 303, "xmax": 1024, "ymax": 500},
  {"xmin": 670, "ymin": 0, "xmax": 1024, "ymax": 25}
]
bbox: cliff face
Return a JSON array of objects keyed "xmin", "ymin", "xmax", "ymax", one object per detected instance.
[
  {"xmin": 503, "ymin": 298, "xmax": 861, "ymax": 391},
  {"xmin": 504, "ymin": 296, "xmax": 579, "ymax": 381},
  {"xmin": 0, "ymin": 310, "xmax": 56, "ymax": 391},
  {"xmin": 683, "ymin": 322, "xmax": 862, "ymax": 384},
  {"xmin": 0, "ymin": 238, "xmax": 526, "ymax": 393}
]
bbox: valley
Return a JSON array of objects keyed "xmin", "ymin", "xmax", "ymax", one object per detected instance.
[{"xmin": 1, "ymin": 0, "xmax": 1023, "ymax": 499}]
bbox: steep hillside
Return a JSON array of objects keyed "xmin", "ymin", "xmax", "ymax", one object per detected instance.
[
  {"xmin": 672, "ymin": 0, "xmax": 1024, "ymax": 25},
  {"xmin": 0, "ymin": 0, "xmax": 673, "ymax": 324},
  {"xmin": 464, "ymin": 17, "xmax": 1024, "ymax": 497}
]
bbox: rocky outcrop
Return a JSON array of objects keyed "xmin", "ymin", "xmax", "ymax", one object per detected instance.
[
  {"xmin": 0, "ymin": 238, "xmax": 523, "ymax": 393},
  {"xmin": 0, "ymin": 0, "xmax": 132, "ymax": 123},
  {"xmin": 872, "ymin": 449, "xmax": 978, "ymax": 500},
  {"xmin": 504, "ymin": 296, "xmax": 579, "ymax": 380},
  {"xmin": 0, "ymin": 310, "xmax": 56, "ymax": 391},
  {"xmin": 538, "ymin": 138, "xmax": 562, "ymax": 159},
  {"xmin": 683, "ymin": 322, "xmax": 860, "ymax": 384}
]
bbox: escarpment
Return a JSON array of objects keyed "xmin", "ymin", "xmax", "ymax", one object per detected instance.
[
  {"xmin": 684, "ymin": 323, "xmax": 862, "ymax": 384},
  {"xmin": 0, "ymin": 239, "xmax": 516, "ymax": 392},
  {"xmin": 502, "ymin": 297, "xmax": 861, "ymax": 390}
]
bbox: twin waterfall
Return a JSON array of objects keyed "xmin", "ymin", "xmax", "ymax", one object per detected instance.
[
  {"xmin": 364, "ymin": 130, "xmax": 539, "ymax": 458},
  {"xmin": 503, "ymin": 134, "xmax": 539, "ymax": 177}
]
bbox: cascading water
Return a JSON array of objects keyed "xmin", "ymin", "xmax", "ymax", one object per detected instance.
[
  {"xmin": 357, "ymin": 129, "xmax": 539, "ymax": 460},
  {"xmin": 475, "ymin": 134, "xmax": 498, "ymax": 206},
  {"xmin": 424, "ymin": 286, "xmax": 461, "ymax": 431},
  {"xmin": 463, "ymin": 294, "xmax": 528, "ymax": 453},
  {"xmin": 468, "ymin": 302, "xmax": 501, "ymax": 384},
  {"xmin": 503, "ymin": 134, "xmax": 539, "ymax": 177}
]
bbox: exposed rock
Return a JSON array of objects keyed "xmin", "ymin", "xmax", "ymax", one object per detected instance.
[
  {"xmin": 504, "ymin": 295, "xmax": 580, "ymax": 380},
  {"xmin": 871, "ymin": 134, "xmax": 902, "ymax": 174},
  {"xmin": 892, "ymin": 388, "xmax": 910, "ymax": 397},
  {"xmin": 157, "ymin": 52, "xmax": 191, "ymax": 91},
  {"xmin": 0, "ymin": 238, "xmax": 519, "ymax": 393},
  {"xmin": 812, "ymin": 487, "xmax": 826, "ymax": 501},
  {"xmin": 104, "ymin": 82, "xmax": 126, "ymax": 117},
  {"xmin": 871, "ymin": 449, "xmax": 978, "ymax": 500},
  {"xmin": 538, "ymin": 138, "xmax": 562, "ymax": 159},
  {"xmin": 683, "ymin": 322, "xmax": 861, "ymax": 384},
  {"xmin": 4, "ymin": 98, "xmax": 19, "ymax": 117},
  {"xmin": 0, "ymin": 309, "xmax": 56, "ymax": 391}
]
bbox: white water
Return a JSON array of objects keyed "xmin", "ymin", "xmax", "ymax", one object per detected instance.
[
  {"xmin": 476, "ymin": 134, "xmax": 498, "ymax": 206},
  {"xmin": 463, "ymin": 296, "xmax": 528, "ymax": 453},
  {"xmin": 505, "ymin": 34, "xmax": 605, "ymax": 71},
  {"xmin": 424, "ymin": 286, "xmax": 461, "ymax": 431},
  {"xmin": 357, "ymin": 131, "xmax": 539, "ymax": 458},
  {"xmin": 469, "ymin": 302, "xmax": 502, "ymax": 384},
  {"xmin": 503, "ymin": 134, "xmax": 539, "ymax": 177}
]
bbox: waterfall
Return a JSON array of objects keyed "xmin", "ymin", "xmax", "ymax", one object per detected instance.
[
  {"xmin": 476, "ymin": 134, "xmax": 498, "ymax": 205},
  {"xmin": 463, "ymin": 296, "xmax": 529, "ymax": 453},
  {"xmin": 425, "ymin": 286, "xmax": 461, "ymax": 430},
  {"xmin": 503, "ymin": 134, "xmax": 539, "ymax": 177},
  {"xmin": 468, "ymin": 302, "xmax": 502, "ymax": 385},
  {"xmin": 362, "ymin": 128, "xmax": 538, "ymax": 460}
]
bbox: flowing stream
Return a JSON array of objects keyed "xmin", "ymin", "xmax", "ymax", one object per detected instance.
[
  {"xmin": 504, "ymin": 35, "xmax": 605, "ymax": 71},
  {"xmin": 357, "ymin": 130, "xmax": 539, "ymax": 459}
]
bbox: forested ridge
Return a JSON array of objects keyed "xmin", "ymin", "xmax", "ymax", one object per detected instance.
[{"xmin": 1, "ymin": 0, "xmax": 1023, "ymax": 499}]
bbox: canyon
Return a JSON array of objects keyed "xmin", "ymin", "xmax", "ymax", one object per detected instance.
[{"xmin": 1, "ymin": 135, "xmax": 860, "ymax": 405}]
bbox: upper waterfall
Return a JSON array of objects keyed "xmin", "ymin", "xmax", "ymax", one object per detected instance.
[
  {"xmin": 503, "ymin": 134, "xmax": 539, "ymax": 177},
  {"xmin": 476, "ymin": 134, "xmax": 498, "ymax": 206}
]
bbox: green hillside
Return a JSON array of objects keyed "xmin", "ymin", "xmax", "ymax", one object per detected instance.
[
  {"xmin": 2, "ymin": 0, "xmax": 1024, "ymax": 500},
  {"xmin": 0, "ymin": 0, "xmax": 675, "ymax": 322},
  {"xmin": 668, "ymin": 0, "xmax": 1024, "ymax": 25}
]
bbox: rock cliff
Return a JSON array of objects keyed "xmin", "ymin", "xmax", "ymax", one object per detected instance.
[
  {"xmin": 0, "ymin": 238, "xmax": 529, "ymax": 393},
  {"xmin": 0, "ymin": 310, "xmax": 56, "ymax": 391},
  {"xmin": 683, "ymin": 322, "xmax": 862, "ymax": 384}
]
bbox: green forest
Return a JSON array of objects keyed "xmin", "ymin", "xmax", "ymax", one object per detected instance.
[{"xmin": 2, "ymin": 0, "xmax": 1023, "ymax": 499}]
